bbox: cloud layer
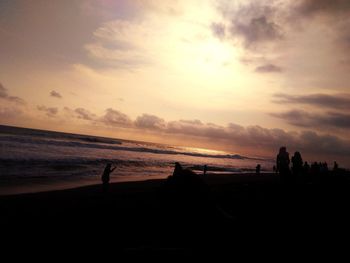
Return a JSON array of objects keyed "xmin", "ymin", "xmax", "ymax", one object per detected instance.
[
  {"xmin": 37, "ymin": 105, "xmax": 58, "ymax": 117},
  {"xmin": 273, "ymin": 93, "xmax": 350, "ymax": 109},
  {"xmin": 37, "ymin": 105, "xmax": 350, "ymax": 159},
  {"xmin": 271, "ymin": 110, "xmax": 350, "ymax": 130},
  {"xmin": 0, "ymin": 83, "xmax": 26, "ymax": 105}
]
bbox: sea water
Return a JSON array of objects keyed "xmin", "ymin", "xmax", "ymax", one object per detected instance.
[{"xmin": 0, "ymin": 125, "xmax": 274, "ymax": 194}]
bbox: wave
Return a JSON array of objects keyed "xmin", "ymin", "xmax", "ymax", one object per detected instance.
[
  {"xmin": 0, "ymin": 134, "xmax": 251, "ymax": 160},
  {"xmin": 0, "ymin": 158, "xmax": 164, "ymax": 168},
  {"xmin": 0, "ymin": 125, "xmax": 122, "ymax": 145},
  {"xmin": 0, "ymin": 157, "xmax": 254, "ymax": 175}
]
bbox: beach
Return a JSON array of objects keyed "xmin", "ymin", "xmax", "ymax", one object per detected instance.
[{"xmin": 1, "ymin": 172, "xmax": 350, "ymax": 255}]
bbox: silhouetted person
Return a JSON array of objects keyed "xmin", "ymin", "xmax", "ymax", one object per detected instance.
[
  {"xmin": 291, "ymin": 151, "xmax": 303, "ymax": 177},
  {"xmin": 173, "ymin": 162, "xmax": 184, "ymax": 177},
  {"xmin": 333, "ymin": 161, "xmax": 339, "ymax": 171},
  {"xmin": 321, "ymin": 162, "xmax": 329, "ymax": 175},
  {"xmin": 203, "ymin": 165, "xmax": 208, "ymax": 176},
  {"xmin": 276, "ymin": 146, "xmax": 290, "ymax": 183},
  {"xmin": 101, "ymin": 163, "xmax": 116, "ymax": 192},
  {"xmin": 256, "ymin": 164, "xmax": 261, "ymax": 174},
  {"xmin": 273, "ymin": 165, "xmax": 277, "ymax": 174}
]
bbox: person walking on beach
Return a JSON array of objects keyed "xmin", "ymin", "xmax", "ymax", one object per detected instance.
[{"xmin": 102, "ymin": 163, "xmax": 116, "ymax": 192}]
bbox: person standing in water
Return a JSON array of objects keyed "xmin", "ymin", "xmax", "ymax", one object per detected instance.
[{"xmin": 102, "ymin": 163, "xmax": 116, "ymax": 192}]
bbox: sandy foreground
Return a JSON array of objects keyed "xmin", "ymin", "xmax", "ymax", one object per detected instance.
[{"xmin": 1, "ymin": 172, "xmax": 350, "ymax": 256}]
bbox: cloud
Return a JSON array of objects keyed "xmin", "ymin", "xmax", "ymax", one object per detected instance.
[
  {"xmin": 161, "ymin": 116, "xmax": 350, "ymax": 157},
  {"xmin": 273, "ymin": 93, "xmax": 350, "ymax": 109},
  {"xmin": 74, "ymin": 107, "xmax": 96, "ymax": 121},
  {"xmin": 0, "ymin": 82, "xmax": 26, "ymax": 105},
  {"xmin": 294, "ymin": 0, "xmax": 350, "ymax": 17},
  {"xmin": 231, "ymin": 15, "xmax": 283, "ymax": 48},
  {"xmin": 271, "ymin": 109, "xmax": 350, "ymax": 129},
  {"xmin": 214, "ymin": 2, "xmax": 283, "ymax": 49},
  {"xmin": 84, "ymin": 19, "xmax": 152, "ymax": 70},
  {"xmin": 0, "ymin": 107, "xmax": 22, "ymax": 119},
  {"xmin": 291, "ymin": 0, "xmax": 350, "ymax": 51},
  {"xmin": 50, "ymin": 90, "xmax": 62, "ymax": 99},
  {"xmin": 211, "ymin": 22, "xmax": 226, "ymax": 40},
  {"xmin": 255, "ymin": 63, "xmax": 282, "ymax": 73},
  {"xmin": 58, "ymin": 106, "xmax": 350, "ymax": 159},
  {"xmin": 37, "ymin": 105, "xmax": 58, "ymax": 117},
  {"xmin": 135, "ymin": 114, "xmax": 166, "ymax": 130},
  {"xmin": 101, "ymin": 108, "xmax": 133, "ymax": 127}
]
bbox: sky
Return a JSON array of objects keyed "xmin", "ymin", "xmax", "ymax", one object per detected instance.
[{"xmin": 1, "ymin": 0, "xmax": 350, "ymax": 165}]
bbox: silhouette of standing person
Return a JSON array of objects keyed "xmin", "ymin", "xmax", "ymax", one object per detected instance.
[
  {"xmin": 333, "ymin": 161, "xmax": 339, "ymax": 172},
  {"xmin": 102, "ymin": 163, "xmax": 116, "ymax": 192},
  {"xmin": 291, "ymin": 151, "xmax": 303, "ymax": 175},
  {"xmin": 256, "ymin": 164, "xmax": 261, "ymax": 174},
  {"xmin": 203, "ymin": 165, "xmax": 208, "ymax": 176},
  {"xmin": 276, "ymin": 146, "xmax": 290, "ymax": 183}
]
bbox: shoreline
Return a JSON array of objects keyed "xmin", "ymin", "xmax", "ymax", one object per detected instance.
[{"xmin": 0, "ymin": 172, "xmax": 276, "ymax": 196}]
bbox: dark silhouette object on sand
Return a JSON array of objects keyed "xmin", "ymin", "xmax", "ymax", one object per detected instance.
[
  {"xmin": 276, "ymin": 146, "xmax": 291, "ymax": 183},
  {"xmin": 161, "ymin": 162, "xmax": 211, "ymax": 218},
  {"xmin": 101, "ymin": 163, "xmax": 116, "ymax": 191},
  {"xmin": 256, "ymin": 164, "xmax": 261, "ymax": 174}
]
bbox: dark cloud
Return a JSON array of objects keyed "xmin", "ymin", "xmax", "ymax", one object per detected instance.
[
  {"xmin": 231, "ymin": 15, "xmax": 282, "ymax": 48},
  {"xmin": 0, "ymin": 82, "xmax": 26, "ymax": 105},
  {"xmin": 214, "ymin": 2, "xmax": 283, "ymax": 49},
  {"xmin": 255, "ymin": 63, "xmax": 282, "ymax": 73},
  {"xmin": 273, "ymin": 93, "xmax": 350, "ymax": 109},
  {"xmin": 37, "ymin": 105, "xmax": 58, "ymax": 117},
  {"xmin": 294, "ymin": 0, "xmax": 350, "ymax": 17},
  {"xmin": 211, "ymin": 22, "xmax": 226, "ymax": 39},
  {"xmin": 50, "ymin": 90, "xmax": 62, "ymax": 99},
  {"xmin": 101, "ymin": 108, "xmax": 132, "ymax": 127},
  {"xmin": 271, "ymin": 109, "xmax": 350, "ymax": 129},
  {"xmin": 135, "ymin": 114, "xmax": 166, "ymax": 130},
  {"xmin": 62, "ymin": 106, "xmax": 350, "ymax": 158},
  {"xmin": 75, "ymin": 108, "xmax": 96, "ymax": 121},
  {"xmin": 164, "ymin": 117, "xmax": 350, "ymax": 157}
]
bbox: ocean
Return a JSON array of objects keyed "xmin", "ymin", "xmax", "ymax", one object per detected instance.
[{"xmin": 0, "ymin": 125, "xmax": 274, "ymax": 194}]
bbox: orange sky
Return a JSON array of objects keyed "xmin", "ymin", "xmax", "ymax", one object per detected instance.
[{"xmin": 1, "ymin": 0, "xmax": 350, "ymax": 165}]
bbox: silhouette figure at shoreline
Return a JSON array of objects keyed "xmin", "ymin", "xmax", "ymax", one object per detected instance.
[
  {"xmin": 276, "ymin": 146, "xmax": 290, "ymax": 183},
  {"xmin": 333, "ymin": 161, "xmax": 339, "ymax": 171},
  {"xmin": 203, "ymin": 165, "xmax": 208, "ymax": 176},
  {"xmin": 303, "ymin": 161, "xmax": 310, "ymax": 175},
  {"xmin": 291, "ymin": 151, "xmax": 303, "ymax": 177},
  {"xmin": 256, "ymin": 164, "xmax": 261, "ymax": 174},
  {"xmin": 101, "ymin": 163, "xmax": 116, "ymax": 192}
]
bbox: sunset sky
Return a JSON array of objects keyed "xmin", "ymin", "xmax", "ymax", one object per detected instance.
[{"xmin": 1, "ymin": 0, "xmax": 350, "ymax": 164}]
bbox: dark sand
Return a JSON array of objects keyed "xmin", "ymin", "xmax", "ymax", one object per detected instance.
[{"xmin": 1, "ymin": 172, "xmax": 350, "ymax": 256}]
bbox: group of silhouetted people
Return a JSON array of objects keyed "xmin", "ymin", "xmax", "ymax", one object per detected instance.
[
  {"xmin": 276, "ymin": 146, "xmax": 340, "ymax": 184},
  {"xmin": 100, "ymin": 147, "xmax": 342, "ymax": 190}
]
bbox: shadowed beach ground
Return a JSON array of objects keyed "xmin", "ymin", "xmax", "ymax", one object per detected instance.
[{"xmin": 1, "ymin": 172, "xmax": 350, "ymax": 256}]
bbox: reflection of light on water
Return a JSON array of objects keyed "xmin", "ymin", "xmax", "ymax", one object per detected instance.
[{"xmin": 177, "ymin": 146, "xmax": 230, "ymax": 156}]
